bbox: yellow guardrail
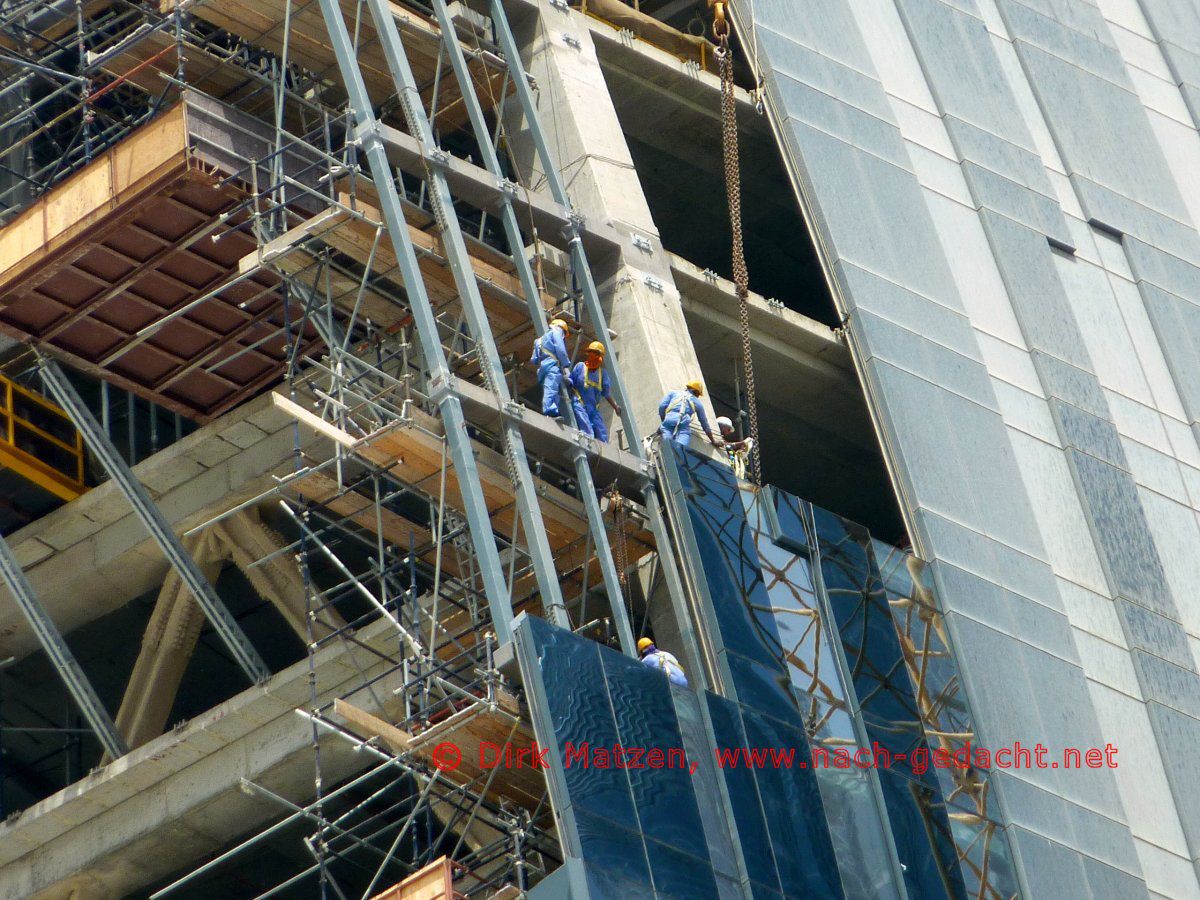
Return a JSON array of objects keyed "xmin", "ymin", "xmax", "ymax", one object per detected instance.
[{"xmin": 0, "ymin": 373, "xmax": 86, "ymax": 502}]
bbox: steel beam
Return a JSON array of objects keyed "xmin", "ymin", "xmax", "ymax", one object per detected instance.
[
  {"xmin": 37, "ymin": 357, "xmax": 270, "ymax": 683},
  {"xmin": 316, "ymin": 0, "xmax": 522, "ymax": 643},
  {"xmin": 489, "ymin": 0, "xmax": 707, "ymax": 679},
  {"xmin": 0, "ymin": 532, "xmax": 127, "ymax": 759},
  {"xmin": 361, "ymin": 0, "xmax": 573, "ymax": 632},
  {"xmin": 428, "ymin": 0, "xmax": 636, "ymax": 657}
]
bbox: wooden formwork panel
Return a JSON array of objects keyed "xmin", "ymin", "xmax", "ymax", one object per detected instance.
[{"xmin": 0, "ymin": 100, "xmax": 320, "ymax": 421}]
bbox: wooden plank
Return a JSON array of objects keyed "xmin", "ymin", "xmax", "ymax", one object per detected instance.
[
  {"xmin": 164, "ymin": 0, "xmax": 508, "ymax": 129},
  {"xmin": 333, "ymin": 698, "xmax": 415, "ymax": 755},
  {"xmin": 370, "ymin": 856, "xmax": 459, "ymax": 900}
]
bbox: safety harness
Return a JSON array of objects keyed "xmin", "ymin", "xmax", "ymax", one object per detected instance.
[{"xmin": 664, "ymin": 391, "xmax": 696, "ymax": 439}]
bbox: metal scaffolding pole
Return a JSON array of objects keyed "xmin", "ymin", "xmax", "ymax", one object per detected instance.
[
  {"xmin": 316, "ymin": 0, "xmax": 519, "ymax": 644},
  {"xmin": 427, "ymin": 0, "xmax": 636, "ymax": 657},
  {"xmin": 0, "ymin": 533, "xmax": 127, "ymax": 759},
  {"xmin": 37, "ymin": 356, "xmax": 270, "ymax": 684},
  {"xmin": 361, "ymin": 0, "xmax": 571, "ymax": 632},
  {"xmin": 488, "ymin": 0, "xmax": 706, "ymax": 684}
]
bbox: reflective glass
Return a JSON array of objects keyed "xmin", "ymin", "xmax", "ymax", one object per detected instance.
[
  {"xmin": 813, "ymin": 507, "xmax": 935, "ymax": 784},
  {"xmin": 671, "ymin": 688, "xmax": 741, "ymax": 882},
  {"xmin": 875, "ymin": 768, "xmax": 968, "ymax": 899},
  {"xmin": 600, "ymin": 648, "xmax": 710, "ymax": 860},
  {"xmin": 645, "ymin": 839, "xmax": 720, "ymax": 900},
  {"xmin": 574, "ymin": 809, "xmax": 654, "ymax": 898},
  {"xmin": 523, "ymin": 616, "xmax": 638, "ymax": 829},
  {"xmin": 738, "ymin": 705, "xmax": 844, "ymax": 899},
  {"xmin": 705, "ymin": 693, "xmax": 785, "ymax": 895},
  {"xmin": 744, "ymin": 491, "xmax": 847, "ymax": 718},
  {"xmin": 667, "ymin": 444, "xmax": 787, "ymax": 670}
]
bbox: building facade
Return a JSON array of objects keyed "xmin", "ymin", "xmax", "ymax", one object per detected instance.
[{"xmin": 0, "ymin": 0, "xmax": 1195, "ymax": 897}]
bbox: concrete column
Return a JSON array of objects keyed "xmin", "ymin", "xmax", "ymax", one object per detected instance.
[{"xmin": 505, "ymin": 0, "xmax": 713, "ymax": 439}]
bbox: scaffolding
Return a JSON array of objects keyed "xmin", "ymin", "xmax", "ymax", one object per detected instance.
[{"xmin": 0, "ymin": 0, "xmax": 700, "ymax": 894}]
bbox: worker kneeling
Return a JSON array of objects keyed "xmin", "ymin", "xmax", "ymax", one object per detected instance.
[
  {"xmin": 571, "ymin": 341, "xmax": 622, "ymax": 443},
  {"xmin": 638, "ymin": 637, "xmax": 688, "ymax": 688},
  {"xmin": 658, "ymin": 380, "xmax": 721, "ymax": 450},
  {"xmin": 530, "ymin": 318, "xmax": 572, "ymax": 418}
]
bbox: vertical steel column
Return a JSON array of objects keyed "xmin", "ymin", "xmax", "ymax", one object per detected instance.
[
  {"xmin": 315, "ymin": 0, "xmax": 522, "ymax": 643},
  {"xmin": 38, "ymin": 357, "xmax": 270, "ymax": 683},
  {"xmin": 490, "ymin": 0, "xmax": 703, "ymax": 679},
  {"xmin": 348, "ymin": 0, "xmax": 571, "ymax": 631},
  {"xmin": 0, "ymin": 533, "xmax": 127, "ymax": 758},
  {"xmin": 427, "ymin": 0, "xmax": 636, "ymax": 657}
]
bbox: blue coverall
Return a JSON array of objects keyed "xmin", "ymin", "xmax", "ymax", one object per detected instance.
[
  {"xmin": 530, "ymin": 325, "xmax": 571, "ymax": 418},
  {"xmin": 571, "ymin": 362, "xmax": 612, "ymax": 442},
  {"xmin": 658, "ymin": 389, "xmax": 709, "ymax": 448},
  {"xmin": 641, "ymin": 647, "xmax": 689, "ymax": 688}
]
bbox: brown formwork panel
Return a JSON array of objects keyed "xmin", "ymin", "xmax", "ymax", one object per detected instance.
[{"xmin": 0, "ymin": 98, "xmax": 320, "ymax": 421}]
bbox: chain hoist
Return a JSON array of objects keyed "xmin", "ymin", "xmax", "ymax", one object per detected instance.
[{"xmin": 709, "ymin": 0, "xmax": 761, "ymax": 486}]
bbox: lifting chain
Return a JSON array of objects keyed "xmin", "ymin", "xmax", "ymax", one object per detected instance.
[
  {"xmin": 608, "ymin": 485, "xmax": 630, "ymax": 609},
  {"xmin": 710, "ymin": 1, "xmax": 761, "ymax": 486}
]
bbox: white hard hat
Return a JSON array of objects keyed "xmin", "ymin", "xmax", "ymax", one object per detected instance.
[{"xmin": 716, "ymin": 416, "xmax": 734, "ymax": 431}]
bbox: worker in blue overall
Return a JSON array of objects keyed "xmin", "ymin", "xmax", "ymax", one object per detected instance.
[
  {"xmin": 571, "ymin": 341, "xmax": 622, "ymax": 443},
  {"xmin": 658, "ymin": 380, "xmax": 722, "ymax": 450},
  {"xmin": 530, "ymin": 318, "xmax": 573, "ymax": 419},
  {"xmin": 638, "ymin": 637, "xmax": 689, "ymax": 688}
]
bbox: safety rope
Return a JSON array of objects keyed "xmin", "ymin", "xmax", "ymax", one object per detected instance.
[{"xmin": 711, "ymin": 0, "xmax": 761, "ymax": 486}]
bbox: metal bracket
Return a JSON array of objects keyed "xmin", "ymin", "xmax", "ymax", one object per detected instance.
[
  {"xmin": 701, "ymin": 267, "xmax": 719, "ymax": 283},
  {"xmin": 562, "ymin": 33, "xmax": 581, "ymax": 49},
  {"xmin": 567, "ymin": 210, "xmax": 586, "ymax": 230},
  {"xmin": 548, "ymin": 0, "xmax": 569, "ymax": 10},
  {"xmin": 496, "ymin": 178, "xmax": 518, "ymax": 199},
  {"xmin": 643, "ymin": 275, "xmax": 665, "ymax": 294},
  {"xmin": 428, "ymin": 147, "xmax": 451, "ymax": 168},
  {"xmin": 502, "ymin": 400, "xmax": 525, "ymax": 421},
  {"xmin": 631, "ymin": 233, "xmax": 652, "ymax": 253}
]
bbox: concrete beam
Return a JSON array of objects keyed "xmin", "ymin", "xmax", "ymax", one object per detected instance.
[
  {"xmin": 503, "ymin": 0, "xmax": 717, "ymax": 440},
  {"xmin": 0, "ymin": 617, "xmax": 405, "ymax": 899},
  {"xmin": 0, "ymin": 391, "xmax": 310, "ymax": 662}
]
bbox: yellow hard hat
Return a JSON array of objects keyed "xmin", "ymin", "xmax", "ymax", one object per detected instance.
[
  {"xmin": 637, "ymin": 637, "xmax": 654, "ymax": 655},
  {"xmin": 686, "ymin": 380, "xmax": 704, "ymax": 396},
  {"xmin": 586, "ymin": 341, "xmax": 606, "ymax": 355},
  {"xmin": 550, "ymin": 318, "xmax": 569, "ymax": 334}
]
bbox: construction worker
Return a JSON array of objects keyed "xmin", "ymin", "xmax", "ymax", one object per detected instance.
[
  {"xmin": 530, "ymin": 318, "xmax": 572, "ymax": 419},
  {"xmin": 571, "ymin": 341, "xmax": 622, "ymax": 443},
  {"xmin": 716, "ymin": 415, "xmax": 754, "ymax": 478},
  {"xmin": 658, "ymin": 381, "xmax": 721, "ymax": 450},
  {"xmin": 637, "ymin": 637, "xmax": 689, "ymax": 688}
]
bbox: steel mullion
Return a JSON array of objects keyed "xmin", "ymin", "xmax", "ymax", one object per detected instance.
[
  {"xmin": 0, "ymin": 532, "xmax": 127, "ymax": 759},
  {"xmin": 362, "ymin": 0, "xmax": 570, "ymax": 631},
  {"xmin": 317, "ymin": 0, "xmax": 545, "ymax": 643},
  {"xmin": 428, "ymin": 0, "xmax": 635, "ymax": 656},
  {"xmin": 489, "ymin": 0, "xmax": 708, "ymax": 681},
  {"xmin": 37, "ymin": 357, "xmax": 270, "ymax": 683}
]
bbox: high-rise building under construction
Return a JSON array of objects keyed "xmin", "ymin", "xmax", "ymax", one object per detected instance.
[{"xmin": 0, "ymin": 0, "xmax": 1198, "ymax": 897}]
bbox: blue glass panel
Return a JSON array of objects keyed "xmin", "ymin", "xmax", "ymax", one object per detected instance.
[
  {"xmin": 814, "ymin": 508, "xmax": 934, "ymax": 781},
  {"xmin": 646, "ymin": 839, "xmax": 720, "ymax": 900},
  {"xmin": 575, "ymin": 810, "xmax": 654, "ymax": 898},
  {"xmin": 666, "ymin": 443, "xmax": 787, "ymax": 670},
  {"xmin": 671, "ymin": 688, "xmax": 741, "ymax": 881},
  {"xmin": 876, "ymin": 768, "xmax": 967, "ymax": 899},
  {"xmin": 724, "ymin": 650, "xmax": 804, "ymax": 727},
  {"xmin": 748, "ymin": 494, "xmax": 848, "ymax": 708},
  {"xmin": 811, "ymin": 762, "xmax": 903, "ymax": 899},
  {"xmin": 738, "ymin": 706, "xmax": 845, "ymax": 899},
  {"xmin": 523, "ymin": 616, "xmax": 638, "ymax": 830},
  {"xmin": 771, "ymin": 487, "xmax": 811, "ymax": 553},
  {"xmin": 600, "ymin": 647, "xmax": 710, "ymax": 860},
  {"xmin": 705, "ymin": 692, "xmax": 784, "ymax": 894}
]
